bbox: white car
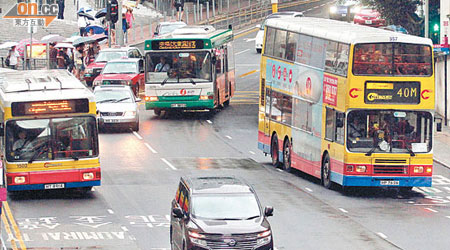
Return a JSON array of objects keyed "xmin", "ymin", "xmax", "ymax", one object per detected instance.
[
  {"xmin": 255, "ymin": 12, "xmax": 304, "ymax": 53},
  {"xmin": 154, "ymin": 21, "xmax": 187, "ymax": 37},
  {"xmin": 94, "ymin": 85, "xmax": 141, "ymax": 132}
]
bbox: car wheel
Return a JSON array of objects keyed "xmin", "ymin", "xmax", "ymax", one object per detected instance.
[
  {"xmin": 133, "ymin": 120, "xmax": 139, "ymax": 131},
  {"xmin": 322, "ymin": 154, "xmax": 332, "ymax": 189},
  {"xmin": 271, "ymin": 135, "xmax": 280, "ymax": 167},
  {"xmin": 256, "ymin": 48, "xmax": 262, "ymax": 53},
  {"xmin": 282, "ymin": 139, "xmax": 292, "ymax": 172},
  {"xmin": 154, "ymin": 108, "xmax": 161, "ymax": 116}
]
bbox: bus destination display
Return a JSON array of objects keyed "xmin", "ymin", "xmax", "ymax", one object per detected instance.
[
  {"xmin": 151, "ymin": 40, "xmax": 204, "ymax": 50},
  {"xmin": 364, "ymin": 81, "xmax": 420, "ymax": 104},
  {"xmin": 12, "ymin": 99, "xmax": 89, "ymax": 116}
]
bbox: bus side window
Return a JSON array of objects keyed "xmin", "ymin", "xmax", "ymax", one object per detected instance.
[{"xmin": 335, "ymin": 112, "xmax": 345, "ymax": 144}]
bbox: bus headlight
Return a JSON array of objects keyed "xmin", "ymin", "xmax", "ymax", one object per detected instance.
[
  {"xmin": 83, "ymin": 173, "xmax": 94, "ymax": 180},
  {"xmin": 356, "ymin": 165, "xmax": 367, "ymax": 173},
  {"xmin": 145, "ymin": 96, "xmax": 158, "ymax": 102},
  {"xmin": 426, "ymin": 167, "xmax": 432, "ymax": 173},
  {"xmin": 413, "ymin": 166, "xmax": 424, "ymax": 173},
  {"xmin": 15, "ymin": 176, "xmax": 26, "ymax": 184}
]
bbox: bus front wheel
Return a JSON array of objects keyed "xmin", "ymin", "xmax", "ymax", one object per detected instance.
[
  {"xmin": 322, "ymin": 154, "xmax": 332, "ymax": 189},
  {"xmin": 154, "ymin": 108, "xmax": 161, "ymax": 116},
  {"xmin": 271, "ymin": 135, "xmax": 280, "ymax": 167},
  {"xmin": 282, "ymin": 139, "xmax": 292, "ymax": 172}
]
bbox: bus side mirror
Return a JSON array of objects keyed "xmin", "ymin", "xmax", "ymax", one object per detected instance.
[
  {"xmin": 435, "ymin": 117, "xmax": 443, "ymax": 132},
  {"xmin": 0, "ymin": 123, "xmax": 4, "ymax": 137},
  {"xmin": 211, "ymin": 56, "xmax": 217, "ymax": 64}
]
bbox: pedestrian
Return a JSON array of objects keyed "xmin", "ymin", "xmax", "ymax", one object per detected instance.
[
  {"xmin": 173, "ymin": 0, "xmax": 184, "ymax": 21},
  {"xmin": 74, "ymin": 44, "xmax": 84, "ymax": 79},
  {"xmin": 126, "ymin": 7, "xmax": 135, "ymax": 33},
  {"xmin": 78, "ymin": 15, "xmax": 89, "ymax": 36},
  {"xmin": 7, "ymin": 46, "xmax": 19, "ymax": 69},
  {"xmin": 49, "ymin": 42, "xmax": 58, "ymax": 69},
  {"xmin": 57, "ymin": 0, "xmax": 65, "ymax": 19},
  {"xmin": 122, "ymin": 13, "xmax": 129, "ymax": 44}
]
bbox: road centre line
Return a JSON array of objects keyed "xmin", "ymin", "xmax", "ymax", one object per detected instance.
[
  {"xmin": 234, "ymin": 28, "xmax": 259, "ymax": 39},
  {"xmin": 377, "ymin": 232, "xmax": 387, "ymax": 239},
  {"xmin": 1, "ymin": 212, "xmax": 18, "ymax": 250},
  {"xmin": 133, "ymin": 131, "xmax": 143, "ymax": 140},
  {"xmin": 239, "ymin": 69, "xmax": 259, "ymax": 78},
  {"xmin": 144, "ymin": 142, "xmax": 158, "ymax": 154},
  {"xmin": 305, "ymin": 187, "xmax": 313, "ymax": 192},
  {"xmin": 121, "ymin": 226, "xmax": 129, "ymax": 232},
  {"xmin": 339, "ymin": 208, "xmax": 348, "ymax": 213},
  {"xmin": 4, "ymin": 202, "xmax": 26, "ymax": 250},
  {"xmin": 107, "ymin": 209, "xmax": 115, "ymax": 214},
  {"xmin": 236, "ymin": 49, "xmax": 250, "ymax": 55},
  {"xmin": 161, "ymin": 158, "xmax": 177, "ymax": 170},
  {"xmin": 425, "ymin": 208, "xmax": 438, "ymax": 213}
]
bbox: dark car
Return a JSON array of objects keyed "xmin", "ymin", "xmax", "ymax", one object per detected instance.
[
  {"xmin": 170, "ymin": 176, "xmax": 274, "ymax": 250},
  {"xmin": 329, "ymin": 0, "xmax": 360, "ymax": 21}
]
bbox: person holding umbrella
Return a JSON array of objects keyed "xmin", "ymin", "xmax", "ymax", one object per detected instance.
[
  {"xmin": 7, "ymin": 46, "xmax": 20, "ymax": 69},
  {"xmin": 49, "ymin": 42, "xmax": 58, "ymax": 69}
]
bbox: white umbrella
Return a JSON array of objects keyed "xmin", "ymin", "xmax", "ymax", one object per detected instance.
[
  {"xmin": 65, "ymin": 36, "xmax": 82, "ymax": 43},
  {"xmin": 55, "ymin": 43, "xmax": 74, "ymax": 49},
  {"xmin": 41, "ymin": 34, "xmax": 66, "ymax": 43},
  {"xmin": 0, "ymin": 42, "xmax": 19, "ymax": 49}
]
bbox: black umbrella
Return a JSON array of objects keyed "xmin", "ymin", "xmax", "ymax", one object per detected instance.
[
  {"xmin": 95, "ymin": 8, "xmax": 107, "ymax": 19},
  {"xmin": 78, "ymin": 12, "xmax": 95, "ymax": 21}
]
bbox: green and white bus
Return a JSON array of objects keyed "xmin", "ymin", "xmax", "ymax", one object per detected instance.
[{"xmin": 144, "ymin": 25, "xmax": 235, "ymax": 115}]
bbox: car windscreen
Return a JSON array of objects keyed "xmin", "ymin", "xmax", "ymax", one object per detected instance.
[
  {"xmin": 95, "ymin": 89, "xmax": 134, "ymax": 103},
  {"xmin": 6, "ymin": 117, "xmax": 98, "ymax": 162},
  {"xmin": 145, "ymin": 51, "xmax": 212, "ymax": 83},
  {"xmin": 102, "ymin": 62, "xmax": 137, "ymax": 74},
  {"xmin": 191, "ymin": 194, "xmax": 261, "ymax": 220},
  {"xmin": 353, "ymin": 43, "xmax": 432, "ymax": 76},
  {"xmin": 95, "ymin": 51, "xmax": 127, "ymax": 62}
]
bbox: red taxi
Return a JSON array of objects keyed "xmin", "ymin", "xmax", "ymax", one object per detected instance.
[
  {"xmin": 84, "ymin": 47, "xmax": 143, "ymax": 86},
  {"xmin": 93, "ymin": 58, "xmax": 145, "ymax": 96},
  {"xmin": 353, "ymin": 8, "xmax": 386, "ymax": 27}
]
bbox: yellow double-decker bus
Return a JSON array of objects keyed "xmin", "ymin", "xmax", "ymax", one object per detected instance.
[
  {"xmin": 0, "ymin": 70, "xmax": 100, "ymax": 192},
  {"xmin": 258, "ymin": 17, "xmax": 434, "ymax": 190}
]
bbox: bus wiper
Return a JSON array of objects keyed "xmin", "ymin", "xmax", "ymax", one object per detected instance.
[
  {"xmin": 405, "ymin": 146, "xmax": 416, "ymax": 156},
  {"xmin": 114, "ymin": 97, "xmax": 131, "ymax": 103},
  {"xmin": 71, "ymin": 155, "xmax": 79, "ymax": 161},
  {"xmin": 28, "ymin": 145, "xmax": 49, "ymax": 163},
  {"xmin": 161, "ymin": 77, "xmax": 170, "ymax": 86},
  {"xmin": 365, "ymin": 146, "xmax": 378, "ymax": 156},
  {"xmin": 97, "ymin": 99, "xmax": 116, "ymax": 104},
  {"xmin": 187, "ymin": 78, "xmax": 196, "ymax": 85}
]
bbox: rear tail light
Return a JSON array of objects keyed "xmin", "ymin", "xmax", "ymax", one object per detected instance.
[
  {"xmin": 346, "ymin": 165, "xmax": 354, "ymax": 172},
  {"xmin": 199, "ymin": 95, "xmax": 213, "ymax": 100},
  {"xmin": 83, "ymin": 173, "xmax": 94, "ymax": 180},
  {"xmin": 96, "ymin": 171, "xmax": 101, "ymax": 179}
]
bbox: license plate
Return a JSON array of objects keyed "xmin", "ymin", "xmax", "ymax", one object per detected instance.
[
  {"xmin": 104, "ymin": 119, "xmax": 121, "ymax": 123},
  {"xmin": 380, "ymin": 180, "xmax": 399, "ymax": 186},
  {"xmin": 171, "ymin": 103, "xmax": 186, "ymax": 108},
  {"xmin": 44, "ymin": 183, "xmax": 65, "ymax": 189},
  {"xmin": 342, "ymin": 14, "xmax": 346, "ymax": 17},
  {"xmin": 365, "ymin": 20, "xmax": 373, "ymax": 24}
]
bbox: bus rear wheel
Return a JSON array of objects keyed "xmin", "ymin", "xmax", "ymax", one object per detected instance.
[
  {"xmin": 271, "ymin": 135, "xmax": 280, "ymax": 167},
  {"xmin": 322, "ymin": 154, "xmax": 332, "ymax": 189},
  {"xmin": 282, "ymin": 139, "xmax": 292, "ymax": 172}
]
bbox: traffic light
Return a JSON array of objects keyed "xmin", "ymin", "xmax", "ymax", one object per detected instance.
[
  {"xmin": 433, "ymin": 23, "xmax": 440, "ymax": 32},
  {"xmin": 107, "ymin": 0, "xmax": 118, "ymax": 24}
]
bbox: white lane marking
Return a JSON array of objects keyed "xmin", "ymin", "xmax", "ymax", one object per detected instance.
[
  {"xmin": 276, "ymin": 168, "xmax": 283, "ymax": 172},
  {"xmin": 419, "ymin": 187, "xmax": 443, "ymax": 193},
  {"xmin": 206, "ymin": 120, "xmax": 213, "ymax": 124},
  {"xmin": 107, "ymin": 209, "xmax": 115, "ymax": 214},
  {"xmin": 161, "ymin": 158, "xmax": 177, "ymax": 170},
  {"xmin": 413, "ymin": 204, "xmax": 448, "ymax": 206},
  {"xmin": 425, "ymin": 208, "xmax": 438, "ymax": 213},
  {"xmin": 442, "ymin": 187, "xmax": 450, "ymax": 193},
  {"xmin": 144, "ymin": 142, "xmax": 158, "ymax": 154},
  {"xmin": 305, "ymin": 8, "xmax": 312, "ymax": 11},
  {"xmin": 225, "ymin": 135, "xmax": 232, "ymax": 140},
  {"xmin": 313, "ymin": 6, "xmax": 319, "ymax": 9},
  {"xmin": 92, "ymin": 187, "xmax": 96, "ymax": 192},
  {"xmin": 133, "ymin": 131, "xmax": 143, "ymax": 140},
  {"xmin": 236, "ymin": 49, "xmax": 250, "ymax": 55},
  {"xmin": 249, "ymin": 151, "xmax": 256, "ymax": 155},
  {"xmin": 320, "ymin": 3, "xmax": 326, "ymax": 6},
  {"xmin": 407, "ymin": 201, "xmax": 415, "ymax": 204},
  {"xmin": 446, "ymin": 216, "xmax": 450, "ymax": 219},
  {"xmin": 305, "ymin": 187, "xmax": 313, "ymax": 192},
  {"xmin": 339, "ymin": 208, "xmax": 348, "ymax": 213},
  {"xmin": 244, "ymin": 38, "xmax": 256, "ymax": 42},
  {"xmin": 121, "ymin": 226, "xmax": 129, "ymax": 232},
  {"xmin": 377, "ymin": 232, "xmax": 387, "ymax": 239}
]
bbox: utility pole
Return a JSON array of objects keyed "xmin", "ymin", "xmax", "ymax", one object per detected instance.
[
  {"xmin": 425, "ymin": 0, "xmax": 429, "ymax": 38},
  {"xmin": 118, "ymin": 0, "xmax": 124, "ymax": 46}
]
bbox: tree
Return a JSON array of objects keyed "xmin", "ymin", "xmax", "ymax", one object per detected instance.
[{"xmin": 360, "ymin": 0, "xmax": 424, "ymax": 35}]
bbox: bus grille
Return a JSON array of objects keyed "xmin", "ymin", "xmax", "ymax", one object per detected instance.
[
  {"xmin": 373, "ymin": 165, "xmax": 408, "ymax": 174},
  {"xmin": 374, "ymin": 159, "xmax": 407, "ymax": 164}
]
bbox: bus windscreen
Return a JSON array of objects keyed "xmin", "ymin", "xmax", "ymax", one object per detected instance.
[{"xmin": 353, "ymin": 43, "xmax": 432, "ymax": 76}]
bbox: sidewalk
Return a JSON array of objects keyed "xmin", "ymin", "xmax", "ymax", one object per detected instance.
[{"xmin": 434, "ymin": 125, "xmax": 450, "ymax": 169}]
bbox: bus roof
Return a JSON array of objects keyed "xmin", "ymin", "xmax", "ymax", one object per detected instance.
[
  {"xmin": 0, "ymin": 70, "xmax": 94, "ymax": 106},
  {"xmin": 145, "ymin": 25, "xmax": 233, "ymax": 50},
  {"xmin": 266, "ymin": 17, "xmax": 433, "ymax": 46}
]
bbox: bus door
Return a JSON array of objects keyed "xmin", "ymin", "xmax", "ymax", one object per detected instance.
[
  {"xmin": 214, "ymin": 48, "xmax": 225, "ymax": 105},
  {"xmin": 223, "ymin": 47, "xmax": 230, "ymax": 99},
  {"xmin": 264, "ymin": 85, "xmax": 271, "ymax": 137}
]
